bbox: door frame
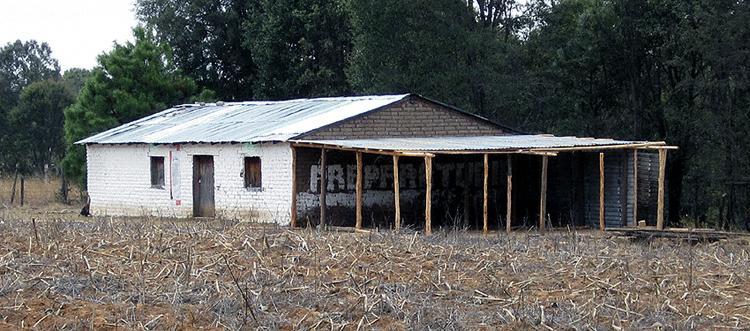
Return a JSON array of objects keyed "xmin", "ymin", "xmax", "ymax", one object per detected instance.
[{"xmin": 192, "ymin": 155, "xmax": 215, "ymax": 217}]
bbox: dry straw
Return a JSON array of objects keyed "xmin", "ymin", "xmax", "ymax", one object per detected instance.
[{"xmin": 0, "ymin": 211, "xmax": 748, "ymax": 329}]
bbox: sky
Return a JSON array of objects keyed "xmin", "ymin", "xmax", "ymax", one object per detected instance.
[{"xmin": 0, "ymin": 0, "xmax": 138, "ymax": 71}]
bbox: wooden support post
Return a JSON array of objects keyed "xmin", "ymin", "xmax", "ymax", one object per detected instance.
[
  {"xmin": 290, "ymin": 146, "xmax": 297, "ymax": 228},
  {"xmin": 319, "ymin": 148, "xmax": 327, "ymax": 229},
  {"xmin": 506, "ymin": 155, "xmax": 513, "ymax": 234},
  {"xmin": 632, "ymin": 149, "xmax": 638, "ymax": 227},
  {"xmin": 355, "ymin": 152, "xmax": 363, "ymax": 230},
  {"xmin": 620, "ymin": 150, "xmax": 629, "ymax": 227},
  {"xmin": 657, "ymin": 149, "xmax": 667, "ymax": 230},
  {"xmin": 539, "ymin": 155, "xmax": 548, "ymax": 232},
  {"xmin": 393, "ymin": 155, "xmax": 401, "ymax": 231},
  {"xmin": 483, "ymin": 154, "xmax": 489, "ymax": 234},
  {"xmin": 599, "ymin": 152, "xmax": 605, "ymax": 231},
  {"xmin": 425, "ymin": 156, "xmax": 433, "ymax": 235}
]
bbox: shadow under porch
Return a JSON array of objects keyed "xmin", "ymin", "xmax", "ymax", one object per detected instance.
[{"xmin": 290, "ymin": 146, "xmax": 664, "ymax": 232}]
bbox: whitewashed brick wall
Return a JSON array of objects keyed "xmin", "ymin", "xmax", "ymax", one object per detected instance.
[{"xmin": 86, "ymin": 142, "xmax": 293, "ymax": 224}]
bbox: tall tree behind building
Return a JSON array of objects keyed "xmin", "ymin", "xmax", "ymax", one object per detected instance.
[
  {"xmin": 136, "ymin": 0, "xmax": 256, "ymax": 100},
  {"xmin": 244, "ymin": 0, "xmax": 352, "ymax": 99},
  {"xmin": 347, "ymin": 0, "xmax": 474, "ymax": 109},
  {"xmin": 136, "ymin": 0, "xmax": 352, "ymax": 100},
  {"xmin": 347, "ymin": 0, "xmax": 529, "ymax": 123}
]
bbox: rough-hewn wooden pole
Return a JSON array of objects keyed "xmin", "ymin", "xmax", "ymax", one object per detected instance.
[
  {"xmin": 425, "ymin": 156, "xmax": 433, "ymax": 235},
  {"xmin": 632, "ymin": 149, "xmax": 638, "ymax": 227},
  {"xmin": 320, "ymin": 148, "xmax": 327, "ymax": 229},
  {"xmin": 599, "ymin": 152, "xmax": 605, "ymax": 231},
  {"xmin": 355, "ymin": 152, "xmax": 363, "ymax": 230},
  {"xmin": 483, "ymin": 154, "xmax": 489, "ymax": 234},
  {"xmin": 657, "ymin": 149, "xmax": 667, "ymax": 230},
  {"xmin": 290, "ymin": 146, "xmax": 297, "ymax": 228},
  {"xmin": 539, "ymin": 155, "xmax": 548, "ymax": 232},
  {"xmin": 506, "ymin": 155, "xmax": 513, "ymax": 234},
  {"xmin": 393, "ymin": 155, "xmax": 401, "ymax": 231}
]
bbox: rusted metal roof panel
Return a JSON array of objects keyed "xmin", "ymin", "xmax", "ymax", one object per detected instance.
[{"xmin": 76, "ymin": 94, "xmax": 410, "ymax": 144}]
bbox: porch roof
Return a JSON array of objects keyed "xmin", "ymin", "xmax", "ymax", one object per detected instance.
[{"xmin": 291, "ymin": 135, "xmax": 671, "ymax": 156}]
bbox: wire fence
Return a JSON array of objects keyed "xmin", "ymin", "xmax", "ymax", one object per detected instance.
[{"xmin": 0, "ymin": 176, "xmax": 82, "ymax": 206}]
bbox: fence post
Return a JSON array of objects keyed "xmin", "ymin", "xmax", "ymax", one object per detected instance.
[
  {"xmin": 10, "ymin": 170, "xmax": 18, "ymax": 204},
  {"xmin": 20, "ymin": 176, "xmax": 25, "ymax": 206}
]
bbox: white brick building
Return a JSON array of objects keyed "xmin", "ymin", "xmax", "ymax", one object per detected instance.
[
  {"xmin": 85, "ymin": 142, "xmax": 293, "ymax": 222},
  {"xmin": 79, "ymin": 94, "xmax": 672, "ymax": 231}
]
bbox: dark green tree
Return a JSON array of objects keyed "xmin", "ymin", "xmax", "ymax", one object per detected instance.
[
  {"xmin": 0, "ymin": 40, "xmax": 60, "ymax": 110},
  {"xmin": 63, "ymin": 27, "xmax": 209, "ymax": 187},
  {"xmin": 519, "ymin": 0, "xmax": 750, "ymax": 228},
  {"xmin": 347, "ymin": 0, "xmax": 474, "ymax": 107},
  {"xmin": 347, "ymin": 0, "xmax": 529, "ymax": 120},
  {"xmin": 0, "ymin": 40, "xmax": 60, "ymax": 171},
  {"xmin": 245, "ymin": 0, "xmax": 352, "ymax": 99},
  {"xmin": 62, "ymin": 68, "xmax": 92, "ymax": 95},
  {"xmin": 462, "ymin": 0, "xmax": 529, "ymax": 119},
  {"xmin": 7, "ymin": 80, "xmax": 75, "ymax": 173},
  {"xmin": 135, "ymin": 0, "xmax": 256, "ymax": 100}
]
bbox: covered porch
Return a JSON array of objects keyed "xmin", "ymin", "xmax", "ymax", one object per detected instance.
[{"xmin": 288, "ymin": 135, "xmax": 677, "ymax": 234}]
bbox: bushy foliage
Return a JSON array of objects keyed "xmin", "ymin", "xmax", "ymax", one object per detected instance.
[
  {"xmin": 7, "ymin": 80, "xmax": 75, "ymax": 173},
  {"xmin": 245, "ymin": 0, "xmax": 352, "ymax": 99},
  {"xmin": 0, "ymin": 40, "xmax": 60, "ymax": 171}
]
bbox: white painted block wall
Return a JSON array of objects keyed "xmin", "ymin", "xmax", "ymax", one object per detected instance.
[{"xmin": 86, "ymin": 142, "xmax": 293, "ymax": 224}]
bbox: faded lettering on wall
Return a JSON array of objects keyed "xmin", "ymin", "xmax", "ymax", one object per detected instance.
[{"xmin": 308, "ymin": 160, "xmax": 502, "ymax": 193}]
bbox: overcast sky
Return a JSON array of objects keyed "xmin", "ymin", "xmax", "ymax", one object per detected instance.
[{"xmin": 0, "ymin": 0, "xmax": 138, "ymax": 71}]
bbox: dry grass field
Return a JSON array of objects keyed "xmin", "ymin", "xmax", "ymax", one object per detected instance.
[
  {"xmin": 0, "ymin": 177, "xmax": 81, "ymax": 207},
  {"xmin": 0, "ymin": 207, "xmax": 749, "ymax": 330}
]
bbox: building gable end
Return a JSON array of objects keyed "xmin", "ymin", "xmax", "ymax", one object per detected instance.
[{"xmin": 297, "ymin": 95, "xmax": 511, "ymax": 140}]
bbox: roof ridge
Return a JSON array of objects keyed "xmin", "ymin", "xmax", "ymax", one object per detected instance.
[{"xmin": 175, "ymin": 94, "xmax": 411, "ymax": 108}]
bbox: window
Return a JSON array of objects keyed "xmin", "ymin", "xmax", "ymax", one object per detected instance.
[
  {"xmin": 244, "ymin": 157, "xmax": 262, "ymax": 188},
  {"xmin": 150, "ymin": 156, "xmax": 165, "ymax": 188}
]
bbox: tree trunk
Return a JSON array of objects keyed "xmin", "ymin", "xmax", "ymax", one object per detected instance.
[{"xmin": 60, "ymin": 170, "xmax": 69, "ymax": 204}]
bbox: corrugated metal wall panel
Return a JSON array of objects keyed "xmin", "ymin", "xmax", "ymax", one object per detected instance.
[
  {"xmin": 583, "ymin": 152, "xmax": 631, "ymax": 228},
  {"xmin": 581, "ymin": 150, "xmax": 667, "ymax": 228},
  {"xmin": 636, "ymin": 151, "xmax": 668, "ymax": 225},
  {"xmin": 625, "ymin": 150, "xmax": 635, "ymax": 226}
]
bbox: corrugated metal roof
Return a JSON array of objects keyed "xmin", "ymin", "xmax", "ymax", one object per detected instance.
[
  {"xmin": 76, "ymin": 94, "xmax": 410, "ymax": 144},
  {"xmin": 293, "ymin": 135, "xmax": 661, "ymax": 153}
]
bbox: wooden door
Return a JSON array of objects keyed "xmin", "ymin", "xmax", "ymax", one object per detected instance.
[{"xmin": 193, "ymin": 155, "xmax": 215, "ymax": 217}]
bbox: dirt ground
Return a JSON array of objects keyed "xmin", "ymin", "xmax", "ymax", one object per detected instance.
[{"xmin": 0, "ymin": 206, "xmax": 749, "ymax": 330}]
